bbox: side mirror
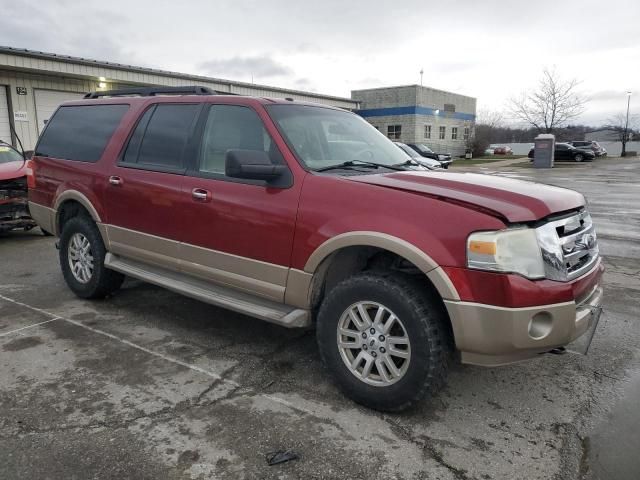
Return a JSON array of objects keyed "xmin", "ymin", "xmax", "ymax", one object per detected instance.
[{"xmin": 225, "ymin": 150, "xmax": 289, "ymax": 185}]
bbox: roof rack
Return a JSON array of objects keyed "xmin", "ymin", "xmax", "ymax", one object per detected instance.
[{"xmin": 83, "ymin": 85, "xmax": 230, "ymax": 99}]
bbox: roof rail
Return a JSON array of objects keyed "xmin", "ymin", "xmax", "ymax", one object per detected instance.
[{"xmin": 83, "ymin": 85, "xmax": 227, "ymax": 99}]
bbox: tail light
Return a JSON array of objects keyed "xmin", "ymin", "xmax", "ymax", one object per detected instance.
[{"xmin": 26, "ymin": 159, "xmax": 36, "ymax": 189}]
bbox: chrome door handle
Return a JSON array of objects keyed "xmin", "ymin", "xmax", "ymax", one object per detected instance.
[
  {"xmin": 109, "ymin": 176, "xmax": 123, "ymax": 186},
  {"xmin": 192, "ymin": 188, "xmax": 211, "ymax": 201}
]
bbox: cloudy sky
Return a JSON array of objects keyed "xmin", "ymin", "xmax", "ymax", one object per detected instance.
[{"xmin": 2, "ymin": 0, "xmax": 638, "ymax": 125}]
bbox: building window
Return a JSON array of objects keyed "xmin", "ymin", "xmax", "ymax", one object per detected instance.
[
  {"xmin": 444, "ymin": 103, "xmax": 456, "ymax": 113},
  {"xmin": 424, "ymin": 125, "xmax": 431, "ymax": 139},
  {"xmin": 463, "ymin": 127, "xmax": 470, "ymax": 140},
  {"xmin": 439, "ymin": 126, "xmax": 446, "ymax": 140},
  {"xmin": 387, "ymin": 125, "xmax": 401, "ymax": 140},
  {"xmin": 451, "ymin": 127, "xmax": 458, "ymax": 140}
]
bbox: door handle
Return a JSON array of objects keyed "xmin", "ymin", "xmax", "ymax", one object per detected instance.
[
  {"xmin": 191, "ymin": 188, "xmax": 211, "ymax": 201},
  {"xmin": 109, "ymin": 176, "xmax": 123, "ymax": 186}
]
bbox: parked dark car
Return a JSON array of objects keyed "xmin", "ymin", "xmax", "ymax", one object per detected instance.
[
  {"xmin": 394, "ymin": 142, "xmax": 442, "ymax": 169},
  {"xmin": 407, "ymin": 143, "xmax": 452, "ymax": 168},
  {"xmin": 568, "ymin": 141, "xmax": 606, "ymax": 157},
  {"xmin": 0, "ymin": 141, "xmax": 38, "ymax": 233},
  {"xmin": 528, "ymin": 143, "xmax": 596, "ymax": 162}
]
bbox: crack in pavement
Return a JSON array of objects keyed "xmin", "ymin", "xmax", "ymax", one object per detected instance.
[
  {"xmin": 382, "ymin": 415, "xmax": 472, "ymax": 480},
  {"xmin": 1, "ymin": 384, "xmax": 247, "ymax": 439}
]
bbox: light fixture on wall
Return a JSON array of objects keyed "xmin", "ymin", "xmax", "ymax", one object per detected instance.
[{"xmin": 98, "ymin": 77, "xmax": 107, "ymax": 89}]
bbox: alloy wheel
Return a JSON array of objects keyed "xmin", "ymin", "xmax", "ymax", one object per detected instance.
[
  {"xmin": 337, "ymin": 301, "xmax": 411, "ymax": 386},
  {"xmin": 68, "ymin": 232, "xmax": 94, "ymax": 284}
]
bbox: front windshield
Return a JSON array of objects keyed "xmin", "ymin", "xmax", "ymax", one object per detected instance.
[
  {"xmin": 396, "ymin": 143, "xmax": 419, "ymax": 158},
  {"xmin": 0, "ymin": 145, "xmax": 23, "ymax": 164},
  {"xmin": 266, "ymin": 104, "xmax": 409, "ymax": 170},
  {"xmin": 415, "ymin": 144, "xmax": 434, "ymax": 154}
]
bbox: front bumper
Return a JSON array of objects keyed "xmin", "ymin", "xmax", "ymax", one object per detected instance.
[
  {"xmin": 0, "ymin": 201, "xmax": 37, "ymax": 232},
  {"xmin": 444, "ymin": 283, "xmax": 604, "ymax": 366}
]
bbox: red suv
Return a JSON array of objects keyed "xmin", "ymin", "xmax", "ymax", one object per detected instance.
[{"xmin": 28, "ymin": 86, "xmax": 604, "ymax": 411}]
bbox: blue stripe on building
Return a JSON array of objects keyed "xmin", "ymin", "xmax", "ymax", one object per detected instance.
[{"xmin": 355, "ymin": 106, "xmax": 475, "ymax": 121}]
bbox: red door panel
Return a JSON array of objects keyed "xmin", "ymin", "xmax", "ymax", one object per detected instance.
[
  {"xmin": 180, "ymin": 179, "xmax": 301, "ymax": 266},
  {"xmin": 104, "ymin": 167, "xmax": 186, "ymax": 242}
]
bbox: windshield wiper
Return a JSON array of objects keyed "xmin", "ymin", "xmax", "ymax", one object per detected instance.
[{"xmin": 315, "ymin": 159, "xmax": 406, "ymax": 172}]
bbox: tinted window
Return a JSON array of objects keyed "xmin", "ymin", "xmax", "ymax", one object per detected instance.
[
  {"xmin": 124, "ymin": 104, "xmax": 199, "ymax": 169},
  {"xmin": 556, "ymin": 144, "xmax": 568, "ymax": 150},
  {"xmin": 122, "ymin": 108, "xmax": 154, "ymax": 164},
  {"xmin": 35, "ymin": 105, "xmax": 128, "ymax": 162},
  {"xmin": 199, "ymin": 105, "xmax": 280, "ymax": 175}
]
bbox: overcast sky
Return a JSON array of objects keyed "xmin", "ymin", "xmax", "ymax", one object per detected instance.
[{"xmin": 2, "ymin": 0, "xmax": 639, "ymax": 126}]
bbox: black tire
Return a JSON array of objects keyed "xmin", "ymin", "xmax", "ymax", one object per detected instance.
[
  {"xmin": 59, "ymin": 215, "xmax": 124, "ymax": 299},
  {"xmin": 575, "ymin": 153, "xmax": 584, "ymax": 162},
  {"xmin": 316, "ymin": 272, "xmax": 451, "ymax": 412}
]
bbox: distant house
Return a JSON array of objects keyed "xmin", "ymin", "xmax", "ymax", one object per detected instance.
[{"xmin": 585, "ymin": 128, "xmax": 633, "ymax": 142}]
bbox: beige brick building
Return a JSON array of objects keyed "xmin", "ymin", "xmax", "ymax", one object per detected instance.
[{"xmin": 352, "ymin": 85, "xmax": 476, "ymax": 156}]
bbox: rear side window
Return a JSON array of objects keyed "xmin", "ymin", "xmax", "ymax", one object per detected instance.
[
  {"xmin": 122, "ymin": 104, "xmax": 199, "ymax": 170},
  {"xmin": 35, "ymin": 105, "xmax": 128, "ymax": 162}
]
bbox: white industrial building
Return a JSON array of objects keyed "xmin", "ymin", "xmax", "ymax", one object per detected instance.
[{"xmin": 0, "ymin": 46, "xmax": 359, "ymax": 150}]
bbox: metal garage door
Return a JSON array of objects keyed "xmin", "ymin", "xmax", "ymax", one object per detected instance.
[
  {"xmin": 0, "ymin": 86, "xmax": 11, "ymax": 144},
  {"xmin": 34, "ymin": 89, "xmax": 85, "ymax": 133}
]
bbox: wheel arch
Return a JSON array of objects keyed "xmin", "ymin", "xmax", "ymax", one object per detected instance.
[
  {"xmin": 54, "ymin": 191, "xmax": 108, "ymax": 245},
  {"xmin": 291, "ymin": 232, "xmax": 460, "ymax": 311}
]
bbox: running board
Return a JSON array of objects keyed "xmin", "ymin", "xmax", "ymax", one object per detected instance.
[{"xmin": 104, "ymin": 253, "xmax": 311, "ymax": 328}]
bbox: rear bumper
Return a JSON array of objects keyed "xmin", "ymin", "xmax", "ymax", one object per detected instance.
[{"xmin": 444, "ymin": 283, "xmax": 604, "ymax": 366}]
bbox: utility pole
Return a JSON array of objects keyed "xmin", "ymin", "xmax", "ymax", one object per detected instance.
[
  {"xmin": 420, "ymin": 68, "xmax": 423, "ymax": 87},
  {"xmin": 623, "ymin": 91, "xmax": 632, "ymax": 156}
]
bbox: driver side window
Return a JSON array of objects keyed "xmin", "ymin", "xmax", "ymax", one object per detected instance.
[{"xmin": 199, "ymin": 105, "xmax": 281, "ymax": 175}]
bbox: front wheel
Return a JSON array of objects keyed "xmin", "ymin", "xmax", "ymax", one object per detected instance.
[
  {"xmin": 575, "ymin": 153, "xmax": 584, "ymax": 162},
  {"xmin": 59, "ymin": 216, "xmax": 124, "ymax": 299},
  {"xmin": 316, "ymin": 272, "xmax": 451, "ymax": 411}
]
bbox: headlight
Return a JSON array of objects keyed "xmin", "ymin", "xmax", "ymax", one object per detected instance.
[{"xmin": 467, "ymin": 228, "xmax": 545, "ymax": 279}]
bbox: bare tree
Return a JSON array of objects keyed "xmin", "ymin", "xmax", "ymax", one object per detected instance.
[
  {"xmin": 466, "ymin": 109, "xmax": 506, "ymax": 157},
  {"xmin": 476, "ymin": 109, "xmax": 504, "ymax": 129},
  {"xmin": 606, "ymin": 113, "xmax": 639, "ymax": 157},
  {"xmin": 509, "ymin": 68, "xmax": 586, "ymax": 133}
]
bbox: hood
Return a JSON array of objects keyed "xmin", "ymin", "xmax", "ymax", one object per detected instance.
[
  {"xmin": 348, "ymin": 171, "xmax": 585, "ymax": 223},
  {"xmin": 0, "ymin": 161, "xmax": 27, "ymax": 181}
]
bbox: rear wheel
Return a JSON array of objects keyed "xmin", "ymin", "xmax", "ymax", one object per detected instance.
[
  {"xmin": 317, "ymin": 272, "xmax": 451, "ymax": 411},
  {"xmin": 59, "ymin": 216, "xmax": 124, "ymax": 299}
]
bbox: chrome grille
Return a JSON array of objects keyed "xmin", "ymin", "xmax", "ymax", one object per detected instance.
[{"xmin": 536, "ymin": 210, "xmax": 599, "ymax": 281}]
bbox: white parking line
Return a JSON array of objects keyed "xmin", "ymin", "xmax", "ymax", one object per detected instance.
[
  {"xmin": 0, "ymin": 317, "xmax": 62, "ymax": 338},
  {"xmin": 0, "ymin": 294, "xmax": 321, "ymax": 414},
  {"xmin": 0, "ymin": 293, "xmax": 240, "ymax": 386}
]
